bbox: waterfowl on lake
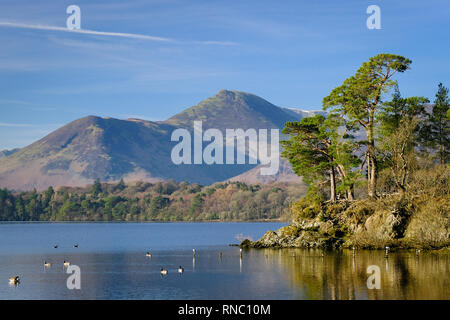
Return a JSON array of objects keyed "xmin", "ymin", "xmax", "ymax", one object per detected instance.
[
  {"xmin": 160, "ymin": 268, "xmax": 168, "ymax": 275},
  {"xmin": 54, "ymin": 245, "xmax": 58, "ymax": 249},
  {"xmin": 178, "ymin": 266, "xmax": 184, "ymax": 274},
  {"xmin": 9, "ymin": 276, "xmax": 20, "ymax": 284},
  {"xmin": 44, "ymin": 261, "xmax": 52, "ymax": 267},
  {"xmin": 74, "ymin": 244, "xmax": 78, "ymax": 248},
  {"xmin": 63, "ymin": 260, "xmax": 70, "ymax": 267},
  {"xmin": 146, "ymin": 252, "xmax": 152, "ymax": 258}
]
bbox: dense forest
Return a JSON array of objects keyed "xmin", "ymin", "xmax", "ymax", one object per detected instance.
[
  {"xmin": 244, "ymin": 54, "xmax": 449, "ymax": 249},
  {"xmin": 0, "ymin": 180, "xmax": 305, "ymax": 222}
]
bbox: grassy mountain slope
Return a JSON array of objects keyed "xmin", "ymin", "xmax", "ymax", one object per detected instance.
[
  {"xmin": 0, "ymin": 90, "xmax": 317, "ymax": 190},
  {"xmin": 165, "ymin": 89, "xmax": 299, "ymax": 130}
]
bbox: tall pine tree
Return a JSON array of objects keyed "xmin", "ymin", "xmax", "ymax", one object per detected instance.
[{"xmin": 428, "ymin": 83, "xmax": 450, "ymax": 165}]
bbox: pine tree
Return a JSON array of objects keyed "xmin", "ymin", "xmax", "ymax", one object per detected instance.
[
  {"xmin": 282, "ymin": 115, "xmax": 338, "ymax": 202},
  {"xmin": 428, "ymin": 83, "xmax": 450, "ymax": 164},
  {"xmin": 91, "ymin": 179, "xmax": 102, "ymax": 197},
  {"xmin": 323, "ymin": 54, "xmax": 412, "ymax": 198}
]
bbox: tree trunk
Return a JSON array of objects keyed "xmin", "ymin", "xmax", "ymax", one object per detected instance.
[
  {"xmin": 367, "ymin": 122, "xmax": 377, "ymax": 198},
  {"xmin": 330, "ymin": 165, "xmax": 337, "ymax": 202},
  {"xmin": 346, "ymin": 185, "xmax": 355, "ymax": 201},
  {"xmin": 369, "ymin": 151, "xmax": 377, "ymax": 198},
  {"xmin": 336, "ymin": 165, "xmax": 355, "ymax": 201}
]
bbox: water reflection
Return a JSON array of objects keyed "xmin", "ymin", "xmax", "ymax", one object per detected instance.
[
  {"xmin": 0, "ymin": 221, "xmax": 448, "ymax": 300},
  {"xmin": 0, "ymin": 248, "xmax": 448, "ymax": 299},
  {"xmin": 255, "ymin": 248, "xmax": 449, "ymax": 300}
]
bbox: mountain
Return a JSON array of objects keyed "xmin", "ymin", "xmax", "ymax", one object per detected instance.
[
  {"xmin": 0, "ymin": 90, "xmax": 320, "ymax": 190},
  {"xmin": 228, "ymin": 158, "xmax": 303, "ymax": 184},
  {"xmin": 165, "ymin": 89, "xmax": 300, "ymax": 130}
]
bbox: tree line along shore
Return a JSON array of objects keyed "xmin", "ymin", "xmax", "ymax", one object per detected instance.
[{"xmin": 0, "ymin": 180, "xmax": 305, "ymax": 222}]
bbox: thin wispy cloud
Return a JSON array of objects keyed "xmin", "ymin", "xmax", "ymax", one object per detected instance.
[
  {"xmin": 0, "ymin": 122, "xmax": 35, "ymax": 128},
  {"xmin": 0, "ymin": 21, "xmax": 174, "ymax": 42},
  {"xmin": 0, "ymin": 99, "xmax": 57, "ymax": 111},
  {"xmin": 0, "ymin": 122, "xmax": 61, "ymax": 128},
  {"xmin": 0, "ymin": 21, "xmax": 238, "ymax": 46}
]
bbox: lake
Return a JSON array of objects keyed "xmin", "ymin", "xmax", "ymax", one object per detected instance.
[{"xmin": 0, "ymin": 222, "xmax": 448, "ymax": 300}]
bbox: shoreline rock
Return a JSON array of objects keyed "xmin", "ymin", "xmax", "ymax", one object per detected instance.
[{"xmin": 241, "ymin": 194, "xmax": 450, "ymax": 250}]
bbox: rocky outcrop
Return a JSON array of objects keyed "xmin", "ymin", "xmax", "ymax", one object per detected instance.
[
  {"xmin": 241, "ymin": 194, "xmax": 450, "ymax": 250},
  {"xmin": 241, "ymin": 221, "xmax": 344, "ymax": 249}
]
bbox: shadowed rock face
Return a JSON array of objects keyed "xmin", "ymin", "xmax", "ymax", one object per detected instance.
[{"xmin": 0, "ymin": 90, "xmax": 318, "ymax": 191}]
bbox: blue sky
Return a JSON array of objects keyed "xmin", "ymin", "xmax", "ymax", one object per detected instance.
[{"xmin": 0, "ymin": 0, "xmax": 449, "ymax": 150}]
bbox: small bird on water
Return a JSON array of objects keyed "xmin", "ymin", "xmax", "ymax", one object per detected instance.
[
  {"xmin": 53, "ymin": 245, "xmax": 58, "ymax": 249},
  {"xmin": 44, "ymin": 261, "xmax": 52, "ymax": 267},
  {"xmin": 146, "ymin": 252, "xmax": 152, "ymax": 258},
  {"xmin": 178, "ymin": 266, "xmax": 184, "ymax": 274},
  {"xmin": 9, "ymin": 276, "xmax": 20, "ymax": 285},
  {"xmin": 74, "ymin": 244, "xmax": 78, "ymax": 248},
  {"xmin": 160, "ymin": 268, "xmax": 168, "ymax": 275},
  {"xmin": 63, "ymin": 260, "xmax": 70, "ymax": 267}
]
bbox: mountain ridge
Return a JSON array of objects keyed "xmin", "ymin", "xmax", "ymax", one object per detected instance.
[{"xmin": 0, "ymin": 90, "xmax": 320, "ymax": 190}]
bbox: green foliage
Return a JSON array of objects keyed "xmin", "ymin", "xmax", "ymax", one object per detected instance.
[
  {"xmin": 282, "ymin": 115, "xmax": 337, "ymax": 200},
  {"xmin": 377, "ymin": 88, "xmax": 430, "ymax": 192},
  {"xmin": 114, "ymin": 179, "xmax": 126, "ymax": 192},
  {"xmin": 323, "ymin": 53, "xmax": 412, "ymax": 198},
  {"xmin": 425, "ymin": 83, "xmax": 450, "ymax": 164},
  {"xmin": 0, "ymin": 181, "xmax": 304, "ymax": 222},
  {"xmin": 90, "ymin": 179, "xmax": 102, "ymax": 197},
  {"xmin": 284, "ymin": 54, "xmax": 446, "ymax": 201},
  {"xmin": 282, "ymin": 112, "xmax": 360, "ymax": 201}
]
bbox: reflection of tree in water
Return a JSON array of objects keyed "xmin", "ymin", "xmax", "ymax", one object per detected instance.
[
  {"xmin": 392, "ymin": 255, "xmax": 410, "ymax": 299},
  {"xmin": 259, "ymin": 249, "xmax": 449, "ymax": 300}
]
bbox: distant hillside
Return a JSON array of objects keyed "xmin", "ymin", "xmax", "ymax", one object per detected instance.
[
  {"xmin": 0, "ymin": 148, "xmax": 20, "ymax": 158},
  {"xmin": 0, "ymin": 90, "xmax": 321, "ymax": 190}
]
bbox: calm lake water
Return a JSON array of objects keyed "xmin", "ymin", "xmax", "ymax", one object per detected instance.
[{"xmin": 0, "ymin": 222, "xmax": 448, "ymax": 300}]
